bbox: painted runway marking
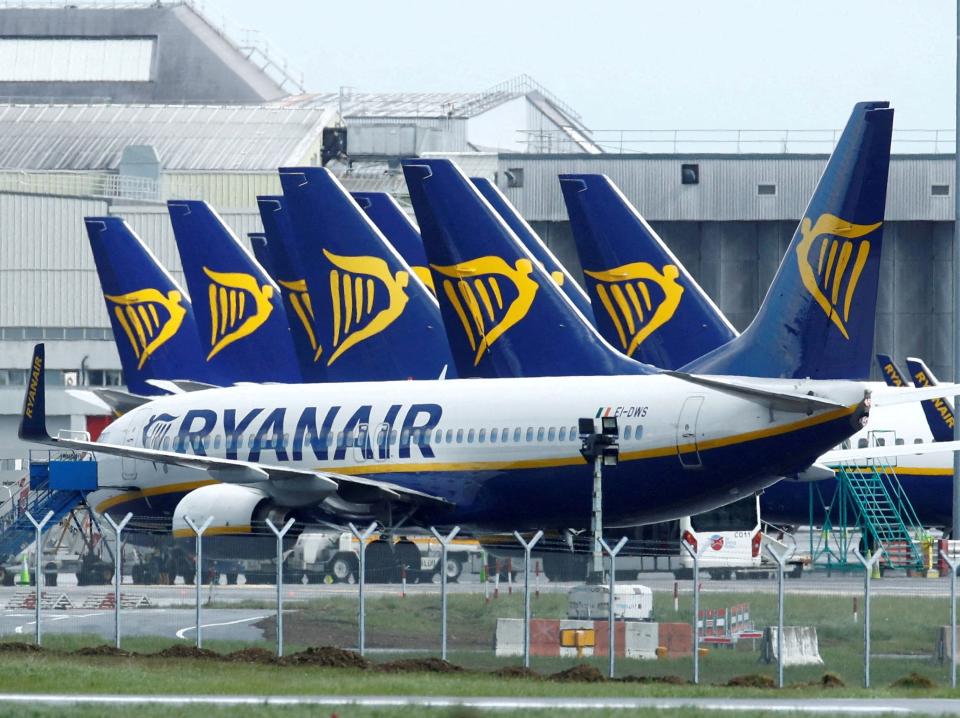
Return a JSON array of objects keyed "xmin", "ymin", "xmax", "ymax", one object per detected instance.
[{"xmin": 175, "ymin": 615, "xmax": 268, "ymax": 640}]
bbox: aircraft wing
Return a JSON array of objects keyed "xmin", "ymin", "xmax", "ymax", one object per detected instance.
[
  {"xmin": 819, "ymin": 439, "xmax": 960, "ymax": 465},
  {"xmin": 21, "ymin": 345, "xmax": 452, "ymax": 512},
  {"xmin": 870, "ymin": 383, "xmax": 960, "ymax": 407}
]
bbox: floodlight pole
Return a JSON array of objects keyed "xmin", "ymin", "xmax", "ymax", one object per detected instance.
[
  {"xmin": 591, "ymin": 455, "xmax": 603, "ymax": 576},
  {"xmin": 25, "ymin": 510, "xmax": 53, "ymax": 647},
  {"xmin": 103, "ymin": 512, "xmax": 132, "ymax": 650},
  {"xmin": 183, "ymin": 515, "xmax": 213, "ymax": 649},
  {"xmin": 266, "ymin": 517, "xmax": 296, "ymax": 658},
  {"xmin": 954, "ymin": 0, "xmax": 960, "ymax": 542}
]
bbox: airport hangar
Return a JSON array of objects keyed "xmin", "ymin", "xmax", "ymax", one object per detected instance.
[{"xmin": 0, "ymin": 2, "xmax": 953, "ymax": 486}]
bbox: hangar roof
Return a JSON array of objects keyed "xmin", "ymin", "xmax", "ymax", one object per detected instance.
[{"xmin": 0, "ymin": 103, "xmax": 335, "ymax": 171}]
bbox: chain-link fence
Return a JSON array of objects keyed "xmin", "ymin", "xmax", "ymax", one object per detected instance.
[{"xmin": 1, "ymin": 511, "xmax": 959, "ymax": 688}]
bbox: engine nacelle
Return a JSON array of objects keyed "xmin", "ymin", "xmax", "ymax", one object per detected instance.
[{"xmin": 172, "ymin": 484, "xmax": 301, "ymax": 558}]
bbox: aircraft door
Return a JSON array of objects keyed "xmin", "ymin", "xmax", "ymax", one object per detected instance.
[
  {"xmin": 353, "ymin": 423, "xmax": 371, "ymax": 463},
  {"xmin": 374, "ymin": 422, "xmax": 391, "ymax": 461},
  {"xmin": 121, "ymin": 422, "xmax": 138, "ymax": 481},
  {"xmin": 676, "ymin": 396, "xmax": 704, "ymax": 469}
]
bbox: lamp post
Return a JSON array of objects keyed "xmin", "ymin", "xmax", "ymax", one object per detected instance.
[{"xmin": 579, "ymin": 417, "xmax": 620, "ymax": 580}]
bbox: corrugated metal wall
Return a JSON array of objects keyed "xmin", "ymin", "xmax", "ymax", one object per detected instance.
[
  {"xmin": 164, "ymin": 172, "xmax": 282, "ymax": 210},
  {"xmin": 499, "ymin": 155, "xmax": 956, "ymax": 222}
]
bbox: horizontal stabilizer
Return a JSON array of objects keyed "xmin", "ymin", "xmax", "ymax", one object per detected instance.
[
  {"xmin": 665, "ymin": 371, "xmax": 850, "ymax": 413},
  {"xmin": 819, "ymin": 439, "xmax": 960, "ymax": 465},
  {"xmin": 870, "ymin": 384, "xmax": 960, "ymax": 407}
]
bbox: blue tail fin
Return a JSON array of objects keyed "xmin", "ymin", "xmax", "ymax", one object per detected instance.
[
  {"xmin": 904, "ymin": 356, "xmax": 956, "ymax": 442},
  {"xmin": 248, "ymin": 232, "xmax": 275, "ymax": 279},
  {"xmin": 278, "ymin": 167, "xmax": 455, "ymax": 381},
  {"xmin": 401, "ymin": 158, "xmax": 649, "ymax": 378},
  {"xmin": 256, "ymin": 196, "xmax": 328, "ymax": 382},
  {"xmin": 84, "ymin": 216, "xmax": 215, "ymax": 395},
  {"xmin": 876, "ymin": 353, "xmax": 908, "ymax": 387},
  {"xmin": 559, "ymin": 174, "xmax": 738, "ymax": 369},
  {"xmin": 166, "ymin": 200, "xmax": 302, "ymax": 384},
  {"xmin": 683, "ymin": 102, "xmax": 894, "ymax": 379},
  {"xmin": 469, "ymin": 176, "xmax": 595, "ymax": 324},
  {"xmin": 351, "ymin": 192, "xmax": 436, "ymax": 295}
]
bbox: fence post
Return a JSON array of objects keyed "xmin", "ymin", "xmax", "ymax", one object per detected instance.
[
  {"xmin": 430, "ymin": 526, "xmax": 462, "ymax": 661},
  {"xmin": 764, "ymin": 542, "xmax": 794, "ymax": 688},
  {"xmin": 852, "ymin": 547, "xmax": 884, "ymax": 688},
  {"xmin": 348, "ymin": 521, "xmax": 378, "ymax": 657},
  {"xmin": 183, "ymin": 515, "xmax": 213, "ymax": 649},
  {"xmin": 942, "ymin": 546, "xmax": 960, "ymax": 688},
  {"xmin": 24, "ymin": 510, "xmax": 53, "ymax": 647},
  {"xmin": 512, "ymin": 530, "xmax": 544, "ymax": 669},
  {"xmin": 680, "ymin": 538, "xmax": 701, "ymax": 684},
  {"xmin": 600, "ymin": 536, "xmax": 629, "ymax": 678},
  {"xmin": 265, "ymin": 518, "xmax": 296, "ymax": 658},
  {"xmin": 103, "ymin": 512, "xmax": 133, "ymax": 650}
]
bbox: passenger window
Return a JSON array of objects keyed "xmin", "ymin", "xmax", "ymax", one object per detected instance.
[
  {"xmin": 857, "ymin": 438, "xmax": 868, "ymax": 448},
  {"xmin": 467, "ymin": 429, "xmax": 475, "ymax": 443},
  {"xmin": 513, "ymin": 428, "xmax": 521, "ymax": 442},
  {"xmin": 411, "ymin": 429, "xmax": 421, "ymax": 444},
  {"xmin": 895, "ymin": 438, "xmax": 904, "ymax": 446},
  {"xmin": 435, "ymin": 429, "xmax": 443, "ymax": 444},
  {"xmin": 456, "ymin": 429, "xmax": 464, "ymax": 444},
  {"xmin": 214, "ymin": 435, "xmax": 221, "ymax": 450},
  {"xmin": 547, "ymin": 427, "xmax": 556, "ymax": 442},
  {"xmin": 624, "ymin": 426, "xmax": 632, "ymax": 441},
  {"xmin": 570, "ymin": 426, "xmax": 577, "ymax": 439},
  {"xmin": 161, "ymin": 436, "xmax": 170, "ymax": 450},
  {"xmin": 526, "ymin": 428, "xmax": 534, "ymax": 442},
  {"xmin": 326, "ymin": 432, "xmax": 336, "ymax": 447},
  {"xmin": 635, "ymin": 425, "xmax": 643, "ymax": 440},
  {"xmin": 558, "ymin": 427, "xmax": 566, "ymax": 442},
  {"xmin": 536, "ymin": 428, "xmax": 544, "ymax": 442},
  {"xmin": 490, "ymin": 429, "xmax": 497, "ymax": 444},
  {"xmin": 401, "ymin": 429, "xmax": 411, "ymax": 445},
  {"xmin": 875, "ymin": 438, "xmax": 885, "ymax": 446},
  {"xmin": 914, "ymin": 438, "xmax": 923, "ymax": 444},
  {"xmin": 479, "ymin": 429, "xmax": 486, "ymax": 443},
  {"xmin": 445, "ymin": 429, "xmax": 453, "ymax": 444}
]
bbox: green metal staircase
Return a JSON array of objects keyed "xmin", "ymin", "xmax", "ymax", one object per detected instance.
[{"xmin": 834, "ymin": 460, "xmax": 926, "ymax": 571}]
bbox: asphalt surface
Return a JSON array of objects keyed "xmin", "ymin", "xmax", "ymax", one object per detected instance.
[{"xmin": 0, "ymin": 694, "xmax": 955, "ymax": 713}]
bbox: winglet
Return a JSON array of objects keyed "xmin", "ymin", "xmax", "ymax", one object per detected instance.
[{"xmin": 19, "ymin": 343, "xmax": 50, "ymax": 442}]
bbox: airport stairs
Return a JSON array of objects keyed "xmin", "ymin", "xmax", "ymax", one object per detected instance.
[
  {"xmin": 0, "ymin": 455, "xmax": 89, "ymax": 563},
  {"xmin": 834, "ymin": 461, "xmax": 926, "ymax": 571}
]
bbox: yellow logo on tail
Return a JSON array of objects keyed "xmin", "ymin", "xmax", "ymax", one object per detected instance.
[
  {"xmin": 105, "ymin": 289, "xmax": 187, "ymax": 369},
  {"xmin": 277, "ymin": 279, "xmax": 322, "ymax": 361},
  {"xmin": 431, "ymin": 256, "xmax": 539, "ymax": 366},
  {"xmin": 795, "ymin": 214, "xmax": 882, "ymax": 340},
  {"xmin": 583, "ymin": 262, "xmax": 684, "ymax": 357},
  {"xmin": 324, "ymin": 250, "xmax": 410, "ymax": 365},
  {"xmin": 411, "ymin": 266, "xmax": 436, "ymax": 295},
  {"xmin": 203, "ymin": 268, "xmax": 275, "ymax": 360}
]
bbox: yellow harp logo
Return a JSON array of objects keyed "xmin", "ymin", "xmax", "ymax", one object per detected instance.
[
  {"xmin": 431, "ymin": 256, "xmax": 539, "ymax": 366},
  {"xmin": 795, "ymin": 213, "xmax": 881, "ymax": 340},
  {"xmin": 324, "ymin": 250, "xmax": 410, "ymax": 365},
  {"xmin": 411, "ymin": 266, "xmax": 436, "ymax": 295},
  {"xmin": 277, "ymin": 279, "xmax": 322, "ymax": 361},
  {"xmin": 105, "ymin": 289, "xmax": 187, "ymax": 369},
  {"xmin": 203, "ymin": 268, "xmax": 275, "ymax": 360},
  {"xmin": 583, "ymin": 262, "xmax": 684, "ymax": 357}
]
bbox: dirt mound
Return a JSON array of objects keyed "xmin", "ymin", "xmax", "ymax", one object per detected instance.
[
  {"xmin": 817, "ymin": 673, "xmax": 845, "ymax": 688},
  {"xmin": 891, "ymin": 672, "xmax": 936, "ymax": 689},
  {"xmin": 283, "ymin": 646, "xmax": 371, "ymax": 669},
  {"xmin": 619, "ymin": 675, "xmax": 689, "ymax": 685},
  {"xmin": 0, "ymin": 642, "xmax": 42, "ymax": 653},
  {"xmin": 153, "ymin": 645, "xmax": 220, "ymax": 660},
  {"xmin": 550, "ymin": 664, "xmax": 605, "ymax": 683},
  {"xmin": 490, "ymin": 666, "xmax": 541, "ymax": 680},
  {"xmin": 377, "ymin": 657, "xmax": 465, "ymax": 674},
  {"xmin": 225, "ymin": 647, "xmax": 276, "ymax": 664},
  {"xmin": 74, "ymin": 645, "xmax": 134, "ymax": 658},
  {"xmin": 727, "ymin": 673, "xmax": 776, "ymax": 688}
]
